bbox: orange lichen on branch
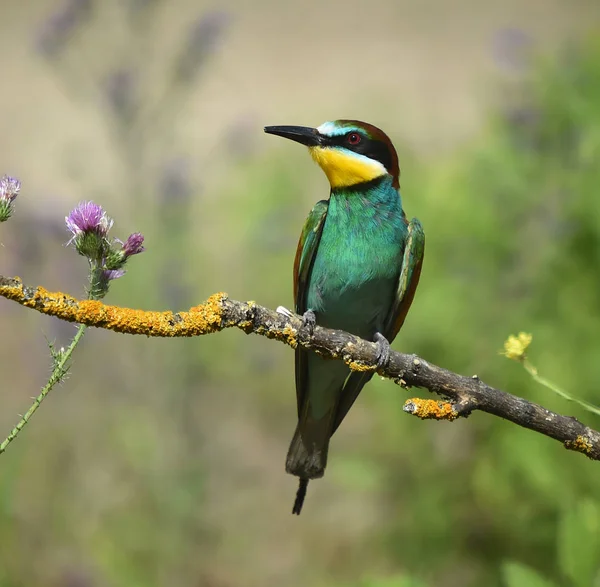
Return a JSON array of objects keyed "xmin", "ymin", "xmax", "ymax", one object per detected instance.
[
  {"xmin": 188, "ymin": 293, "xmax": 228, "ymax": 334},
  {"xmin": 281, "ymin": 325, "xmax": 298, "ymax": 349},
  {"xmin": 0, "ymin": 276, "xmax": 29, "ymax": 303},
  {"xmin": 403, "ymin": 398, "xmax": 458, "ymax": 421},
  {"xmin": 347, "ymin": 359, "xmax": 376, "ymax": 372},
  {"xmin": 565, "ymin": 435, "xmax": 593, "ymax": 457},
  {"xmin": 345, "ymin": 344, "xmax": 377, "ymax": 372},
  {"xmin": 0, "ymin": 277, "xmax": 227, "ymax": 337}
]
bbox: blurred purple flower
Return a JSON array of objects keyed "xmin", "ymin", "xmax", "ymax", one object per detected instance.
[
  {"xmin": 223, "ymin": 114, "xmax": 258, "ymax": 158},
  {"xmin": 503, "ymin": 105, "xmax": 548, "ymax": 152},
  {"xmin": 65, "ymin": 201, "xmax": 113, "ymax": 240},
  {"xmin": 36, "ymin": 0, "xmax": 93, "ymax": 57},
  {"xmin": 159, "ymin": 158, "xmax": 192, "ymax": 203},
  {"xmin": 122, "ymin": 232, "xmax": 145, "ymax": 256},
  {"xmin": 104, "ymin": 68, "xmax": 137, "ymax": 121},
  {"xmin": 102, "ymin": 268, "xmax": 126, "ymax": 281},
  {"xmin": 175, "ymin": 11, "xmax": 231, "ymax": 83},
  {"xmin": 492, "ymin": 27, "xmax": 532, "ymax": 72},
  {"xmin": 0, "ymin": 176, "xmax": 21, "ymax": 203}
]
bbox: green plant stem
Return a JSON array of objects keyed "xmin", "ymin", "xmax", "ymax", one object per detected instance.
[
  {"xmin": 0, "ymin": 324, "xmax": 87, "ymax": 455},
  {"xmin": 523, "ymin": 358, "xmax": 600, "ymax": 417}
]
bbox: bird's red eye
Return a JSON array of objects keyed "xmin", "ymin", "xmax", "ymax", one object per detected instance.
[{"xmin": 347, "ymin": 132, "xmax": 361, "ymax": 145}]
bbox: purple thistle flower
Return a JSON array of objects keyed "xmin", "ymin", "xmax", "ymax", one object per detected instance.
[
  {"xmin": 65, "ymin": 201, "xmax": 113, "ymax": 239},
  {"xmin": 0, "ymin": 175, "xmax": 21, "ymax": 222},
  {"xmin": 102, "ymin": 268, "xmax": 126, "ymax": 281},
  {"xmin": 0, "ymin": 175, "xmax": 21, "ymax": 203},
  {"xmin": 122, "ymin": 232, "xmax": 145, "ymax": 257},
  {"xmin": 63, "ymin": 200, "xmax": 145, "ymax": 297}
]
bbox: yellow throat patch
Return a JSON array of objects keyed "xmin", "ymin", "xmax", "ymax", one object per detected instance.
[{"xmin": 309, "ymin": 146, "xmax": 387, "ymax": 189}]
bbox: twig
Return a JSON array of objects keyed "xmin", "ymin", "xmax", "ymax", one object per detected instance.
[
  {"xmin": 0, "ymin": 324, "xmax": 86, "ymax": 454},
  {"xmin": 1, "ymin": 274, "xmax": 599, "ymax": 460}
]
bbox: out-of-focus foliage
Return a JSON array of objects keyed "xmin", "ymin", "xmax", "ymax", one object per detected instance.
[
  {"xmin": 1, "ymin": 0, "xmax": 600, "ymax": 585},
  {"xmin": 353, "ymin": 33, "xmax": 600, "ymax": 587}
]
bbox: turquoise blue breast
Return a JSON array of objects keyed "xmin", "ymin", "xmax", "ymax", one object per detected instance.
[{"xmin": 306, "ymin": 177, "xmax": 407, "ymax": 340}]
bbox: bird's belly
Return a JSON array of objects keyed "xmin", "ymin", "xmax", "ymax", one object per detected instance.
[{"xmin": 306, "ymin": 266, "xmax": 398, "ymax": 339}]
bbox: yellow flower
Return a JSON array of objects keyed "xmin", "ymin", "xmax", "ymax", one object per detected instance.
[{"xmin": 502, "ymin": 332, "xmax": 533, "ymax": 361}]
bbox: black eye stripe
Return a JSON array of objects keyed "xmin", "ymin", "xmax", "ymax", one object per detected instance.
[{"xmin": 327, "ymin": 132, "xmax": 392, "ymax": 173}]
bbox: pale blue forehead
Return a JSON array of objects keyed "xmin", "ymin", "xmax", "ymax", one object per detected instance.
[{"xmin": 317, "ymin": 121, "xmax": 364, "ymax": 137}]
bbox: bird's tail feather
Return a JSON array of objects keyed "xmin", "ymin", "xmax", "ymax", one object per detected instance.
[
  {"xmin": 292, "ymin": 478, "xmax": 309, "ymax": 515},
  {"xmin": 285, "ymin": 416, "xmax": 331, "ymax": 480},
  {"xmin": 286, "ymin": 412, "xmax": 336, "ymax": 514}
]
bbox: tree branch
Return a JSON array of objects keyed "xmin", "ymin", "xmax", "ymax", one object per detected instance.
[{"xmin": 2, "ymin": 274, "xmax": 599, "ymax": 460}]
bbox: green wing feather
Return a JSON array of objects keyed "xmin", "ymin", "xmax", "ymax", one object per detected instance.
[
  {"xmin": 332, "ymin": 217, "xmax": 425, "ymax": 433},
  {"xmin": 293, "ymin": 200, "xmax": 329, "ymax": 416},
  {"xmin": 384, "ymin": 217, "xmax": 425, "ymax": 341}
]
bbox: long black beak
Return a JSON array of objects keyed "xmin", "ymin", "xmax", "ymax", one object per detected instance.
[{"xmin": 264, "ymin": 125, "xmax": 322, "ymax": 147}]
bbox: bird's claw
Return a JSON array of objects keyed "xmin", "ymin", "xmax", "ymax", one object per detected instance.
[
  {"xmin": 374, "ymin": 332, "xmax": 391, "ymax": 370},
  {"xmin": 299, "ymin": 309, "xmax": 316, "ymax": 338},
  {"xmin": 278, "ymin": 307, "xmax": 316, "ymax": 340}
]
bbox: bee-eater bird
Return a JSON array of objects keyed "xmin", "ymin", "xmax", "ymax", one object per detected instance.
[{"xmin": 264, "ymin": 120, "xmax": 425, "ymax": 514}]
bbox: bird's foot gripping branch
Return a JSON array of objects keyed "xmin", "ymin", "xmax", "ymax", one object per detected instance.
[{"xmin": 2, "ymin": 274, "xmax": 600, "ymax": 461}]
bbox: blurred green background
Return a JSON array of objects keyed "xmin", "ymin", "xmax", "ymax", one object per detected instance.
[{"xmin": 1, "ymin": 1, "xmax": 600, "ymax": 586}]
